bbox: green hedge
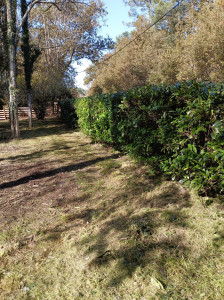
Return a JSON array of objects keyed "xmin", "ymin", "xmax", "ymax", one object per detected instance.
[{"xmin": 74, "ymin": 81, "xmax": 224, "ymax": 195}]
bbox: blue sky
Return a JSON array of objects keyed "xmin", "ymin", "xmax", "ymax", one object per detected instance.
[
  {"xmin": 75, "ymin": 0, "xmax": 134, "ymax": 89},
  {"xmin": 99, "ymin": 0, "xmax": 134, "ymax": 39}
]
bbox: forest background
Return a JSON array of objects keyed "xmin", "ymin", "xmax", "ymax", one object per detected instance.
[
  {"xmin": 85, "ymin": 0, "xmax": 224, "ymax": 95},
  {"xmin": 0, "ymin": 0, "xmax": 224, "ymax": 135},
  {"xmin": 0, "ymin": 0, "xmax": 112, "ymax": 136}
]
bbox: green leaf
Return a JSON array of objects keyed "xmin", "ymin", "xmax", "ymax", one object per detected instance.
[
  {"xmin": 192, "ymin": 145, "xmax": 197, "ymax": 153},
  {"xmin": 188, "ymin": 144, "xmax": 193, "ymax": 151}
]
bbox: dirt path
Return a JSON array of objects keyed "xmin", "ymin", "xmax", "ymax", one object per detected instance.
[{"xmin": 0, "ymin": 118, "xmax": 224, "ymax": 300}]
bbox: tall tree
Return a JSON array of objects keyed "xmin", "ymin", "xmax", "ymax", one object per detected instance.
[
  {"xmin": 5, "ymin": 0, "xmax": 112, "ymax": 138},
  {"xmin": 86, "ymin": 0, "xmax": 224, "ymax": 94},
  {"xmin": 124, "ymin": 0, "xmax": 211, "ymax": 32},
  {"xmin": 0, "ymin": 1, "xmax": 8, "ymax": 75},
  {"xmin": 21, "ymin": 0, "xmax": 40, "ymax": 128},
  {"xmin": 6, "ymin": 0, "xmax": 19, "ymax": 138},
  {"xmin": 30, "ymin": 1, "xmax": 112, "ymax": 68},
  {"xmin": 0, "ymin": 2, "xmax": 8, "ymax": 104}
]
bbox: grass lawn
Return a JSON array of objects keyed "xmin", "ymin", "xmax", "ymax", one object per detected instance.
[{"xmin": 0, "ymin": 118, "xmax": 224, "ymax": 299}]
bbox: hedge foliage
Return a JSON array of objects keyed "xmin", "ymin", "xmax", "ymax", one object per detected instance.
[{"xmin": 65, "ymin": 82, "xmax": 224, "ymax": 195}]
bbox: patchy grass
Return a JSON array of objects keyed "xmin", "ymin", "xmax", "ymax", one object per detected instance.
[{"xmin": 0, "ymin": 118, "xmax": 224, "ymax": 299}]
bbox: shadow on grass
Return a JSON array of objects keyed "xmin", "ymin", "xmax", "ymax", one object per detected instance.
[
  {"xmin": 0, "ymin": 137, "xmax": 93, "ymax": 163},
  {"xmin": 83, "ymin": 198, "xmax": 190, "ymax": 288},
  {"xmin": 0, "ymin": 118, "xmax": 81, "ymax": 162},
  {"xmin": 35, "ymin": 168, "xmax": 191, "ymax": 289},
  {"xmin": 0, "ymin": 154, "xmax": 120, "ymax": 189},
  {"xmin": 0, "ymin": 140, "xmax": 78, "ymax": 162},
  {"xmin": 75, "ymin": 178, "xmax": 191, "ymax": 288},
  {"xmin": 0, "ymin": 118, "xmax": 72, "ymax": 143}
]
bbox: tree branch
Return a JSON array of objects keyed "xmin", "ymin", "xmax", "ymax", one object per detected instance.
[
  {"xmin": 38, "ymin": 1, "xmax": 63, "ymax": 11},
  {"xmin": 16, "ymin": 0, "xmax": 92, "ymax": 40},
  {"xmin": 16, "ymin": 0, "xmax": 41, "ymax": 39}
]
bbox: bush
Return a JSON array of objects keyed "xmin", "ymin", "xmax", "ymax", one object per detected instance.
[
  {"xmin": 74, "ymin": 81, "xmax": 224, "ymax": 196},
  {"xmin": 33, "ymin": 97, "xmax": 48, "ymax": 120},
  {"xmin": 59, "ymin": 99, "xmax": 78, "ymax": 128}
]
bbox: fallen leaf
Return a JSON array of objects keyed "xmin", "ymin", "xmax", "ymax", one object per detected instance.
[{"xmin": 151, "ymin": 277, "xmax": 165, "ymax": 290}]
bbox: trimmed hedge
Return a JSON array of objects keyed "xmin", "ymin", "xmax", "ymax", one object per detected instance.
[{"xmin": 65, "ymin": 82, "xmax": 224, "ymax": 195}]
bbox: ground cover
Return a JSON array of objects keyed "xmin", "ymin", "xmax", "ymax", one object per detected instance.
[{"xmin": 0, "ymin": 118, "xmax": 224, "ymax": 299}]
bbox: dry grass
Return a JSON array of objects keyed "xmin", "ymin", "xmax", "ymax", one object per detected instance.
[{"xmin": 0, "ymin": 118, "xmax": 224, "ymax": 300}]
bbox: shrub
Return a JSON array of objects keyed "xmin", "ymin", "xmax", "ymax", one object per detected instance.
[
  {"xmin": 59, "ymin": 99, "xmax": 78, "ymax": 128},
  {"xmin": 33, "ymin": 96, "xmax": 48, "ymax": 120},
  {"xmin": 75, "ymin": 82, "xmax": 224, "ymax": 196}
]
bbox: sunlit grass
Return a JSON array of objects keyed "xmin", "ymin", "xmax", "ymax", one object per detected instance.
[{"xmin": 0, "ymin": 118, "xmax": 224, "ymax": 299}]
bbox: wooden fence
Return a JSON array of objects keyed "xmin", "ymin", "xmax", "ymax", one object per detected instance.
[{"xmin": 0, "ymin": 104, "xmax": 59, "ymax": 120}]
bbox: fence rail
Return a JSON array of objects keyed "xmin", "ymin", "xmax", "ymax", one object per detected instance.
[
  {"xmin": 0, "ymin": 107, "xmax": 9, "ymax": 120},
  {"xmin": 0, "ymin": 105, "xmax": 59, "ymax": 120}
]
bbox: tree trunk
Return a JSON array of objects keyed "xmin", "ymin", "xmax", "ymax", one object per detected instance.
[
  {"xmin": 6, "ymin": 0, "xmax": 19, "ymax": 138},
  {"xmin": 21, "ymin": 0, "xmax": 41, "ymax": 128},
  {"xmin": 21, "ymin": 0, "xmax": 32, "ymax": 128},
  {"xmin": 28, "ymin": 90, "xmax": 33, "ymax": 128}
]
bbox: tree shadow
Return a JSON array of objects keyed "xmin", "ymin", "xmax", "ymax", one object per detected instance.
[
  {"xmin": 74, "ymin": 179, "xmax": 192, "ymax": 288},
  {"xmin": 84, "ymin": 210, "xmax": 189, "ymax": 285},
  {"xmin": 0, "ymin": 141, "xmax": 78, "ymax": 162},
  {"xmin": 40, "ymin": 168, "xmax": 191, "ymax": 289},
  {"xmin": 0, "ymin": 147, "xmax": 71, "ymax": 162},
  {"xmin": 0, "ymin": 136, "xmax": 91, "ymax": 162},
  {"xmin": 12, "ymin": 151, "xmax": 194, "ymax": 291},
  {"xmin": 0, "ymin": 118, "xmax": 72, "ymax": 143},
  {"xmin": 142, "ymin": 183, "xmax": 191, "ymax": 209},
  {"xmin": 0, "ymin": 154, "xmax": 120, "ymax": 189}
]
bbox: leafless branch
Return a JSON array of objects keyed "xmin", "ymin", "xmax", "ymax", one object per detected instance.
[
  {"xmin": 39, "ymin": 1, "xmax": 63, "ymax": 11},
  {"xmin": 70, "ymin": 0, "xmax": 91, "ymax": 7}
]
